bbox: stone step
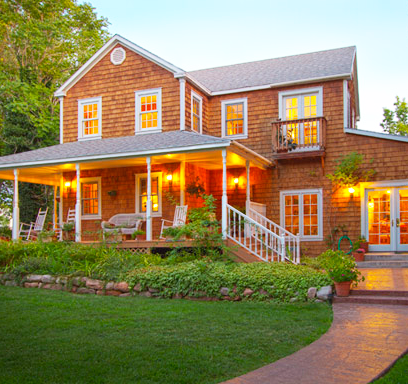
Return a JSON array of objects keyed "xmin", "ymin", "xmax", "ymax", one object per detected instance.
[
  {"xmin": 333, "ymin": 295, "xmax": 408, "ymax": 306},
  {"xmin": 351, "ymin": 289, "xmax": 408, "ymax": 297},
  {"xmin": 357, "ymin": 260, "xmax": 408, "ymax": 268},
  {"xmin": 364, "ymin": 254, "xmax": 408, "ymax": 261}
]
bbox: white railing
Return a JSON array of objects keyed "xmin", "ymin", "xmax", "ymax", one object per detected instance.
[
  {"xmin": 248, "ymin": 205, "xmax": 300, "ymax": 264},
  {"xmin": 227, "ymin": 204, "xmax": 286, "ymax": 262}
]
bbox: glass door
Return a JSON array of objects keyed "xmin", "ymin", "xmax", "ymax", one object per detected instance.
[
  {"xmin": 366, "ymin": 189, "xmax": 392, "ymax": 251},
  {"xmin": 397, "ymin": 188, "xmax": 408, "ymax": 252}
]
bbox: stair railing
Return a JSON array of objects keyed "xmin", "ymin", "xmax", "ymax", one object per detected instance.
[
  {"xmin": 247, "ymin": 205, "xmax": 300, "ymax": 264},
  {"xmin": 227, "ymin": 204, "xmax": 286, "ymax": 262}
]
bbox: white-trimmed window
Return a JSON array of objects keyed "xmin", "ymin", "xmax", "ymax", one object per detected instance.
[
  {"xmin": 81, "ymin": 177, "xmax": 101, "ymax": 219},
  {"xmin": 135, "ymin": 172, "xmax": 162, "ymax": 216},
  {"xmin": 221, "ymin": 98, "xmax": 248, "ymax": 139},
  {"xmin": 78, "ymin": 97, "xmax": 102, "ymax": 140},
  {"xmin": 279, "ymin": 88, "xmax": 323, "ymax": 147},
  {"xmin": 280, "ymin": 189, "xmax": 323, "ymax": 240},
  {"xmin": 191, "ymin": 91, "xmax": 202, "ymax": 133},
  {"xmin": 135, "ymin": 88, "xmax": 162, "ymax": 133}
]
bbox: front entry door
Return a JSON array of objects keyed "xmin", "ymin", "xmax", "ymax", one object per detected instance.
[{"xmin": 366, "ymin": 187, "xmax": 408, "ymax": 252}]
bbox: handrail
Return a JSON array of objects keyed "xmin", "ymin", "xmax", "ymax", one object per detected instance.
[
  {"xmin": 272, "ymin": 116, "xmax": 326, "ymax": 153},
  {"xmin": 227, "ymin": 204, "xmax": 286, "ymax": 263},
  {"xmin": 248, "ymin": 207, "xmax": 300, "ymax": 264}
]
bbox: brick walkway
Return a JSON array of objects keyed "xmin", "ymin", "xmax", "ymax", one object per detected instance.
[{"xmin": 222, "ymin": 303, "xmax": 408, "ymax": 384}]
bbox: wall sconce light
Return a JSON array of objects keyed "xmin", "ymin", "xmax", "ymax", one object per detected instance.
[
  {"xmin": 64, "ymin": 181, "xmax": 71, "ymax": 188},
  {"xmin": 348, "ymin": 187, "xmax": 355, "ymax": 194},
  {"xmin": 166, "ymin": 174, "xmax": 173, "ymax": 182},
  {"xmin": 233, "ymin": 177, "xmax": 239, "ymax": 191}
]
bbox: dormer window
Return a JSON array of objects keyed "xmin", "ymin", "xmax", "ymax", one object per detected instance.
[
  {"xmin": 135, "ymin": 88, "xmax": 162, "ymax": 134},
  {"xmin": 78, "ymin": 97, "xmax": 102, "ymax": 141}
]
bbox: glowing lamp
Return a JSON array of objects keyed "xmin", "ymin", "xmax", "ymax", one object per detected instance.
[
  {"xmin": 153, "ymin": 203, "xmax": 158, "ymax": 209},
  {"xmin": 348, "ymin": 187, "xmax": 355, "ymax": 194},
  {"xmin": 368, "ymin": 201, "xmax": 374, "ymax": 209},
  {"xmin": 387, "ymin": 190, "xmax": 391, "ymax": 194},
  {"xmin": 233, "ymin": 177, "xmax": 239, "ymax": 185},
  {"xmin": 166, "ymin": 174, "xmax": 173, "ymax": 181},
  {"xmin": 64, "ymin": 181, "xmax": 71, "ymax": 188}
]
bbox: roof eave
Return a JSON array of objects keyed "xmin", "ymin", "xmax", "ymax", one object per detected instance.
[{"xmin": 0, "ymin": 141, "xmax": 231, "ymax": 171}]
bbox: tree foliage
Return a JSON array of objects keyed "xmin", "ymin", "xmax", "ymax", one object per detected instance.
[
  {"xmin": 380, "ymin": 96, "xmax": 408, "ymax": 136},
  {"xmin": 0, "ymin": 0, "xmax": 109, "ymax": 223}
]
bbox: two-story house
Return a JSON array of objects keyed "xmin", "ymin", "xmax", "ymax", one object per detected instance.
[{"xmin": 1, "ymin": 35, "xmax": 408, "ymax": 261}]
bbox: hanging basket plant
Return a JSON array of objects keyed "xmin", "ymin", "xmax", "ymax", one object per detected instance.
[{"xmin": 186, "ymin": 177, "xmax": 205, "ymax": 198}]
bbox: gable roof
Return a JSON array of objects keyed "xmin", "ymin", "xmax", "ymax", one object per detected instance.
[
  {"xmin": 0, "ymin": 131, "xmax": 229, "ymax": 169},
  {"xmin": 187, "ymin": 46, "xmax": 356, "ymax": 94},
  {"xmin": 55, "ymin": 35, "xmax": 185, "ymax": 97}
]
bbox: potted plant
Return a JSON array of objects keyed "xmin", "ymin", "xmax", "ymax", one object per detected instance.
[
  {"xmin": 357, "ymin": 236, "xmax": 369, "ymax": 252},
  {"xmin": 38, "ymin": 230, "xmax": 56, "ymax": 243},
  {"xmin": 352, "ymin": 248, "xmax": 365, "ymax": 262},
  {"xmin": 276, "ymin": 128, "xmax": 297, "ymax": 152},
  {"xmin": 62, "ymin": 222, "xmax": 75, "ymax": 241},
  {"xmin": 318, "ymin": 250, "xmax": 364, "ymax": 297}
]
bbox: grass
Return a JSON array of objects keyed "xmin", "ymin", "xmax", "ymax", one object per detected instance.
[
  {"xmin": 0, "ymin": 286, "xmax": 332, "ymax": 384},
  {"xmin": 373, "ymin": 352, "xmax": 408, "ymax": 383}
]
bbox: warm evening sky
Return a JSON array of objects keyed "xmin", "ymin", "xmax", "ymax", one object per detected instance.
[{"xmin": 87, "ymin": 0, "xmax": 408, "ymax": 133}]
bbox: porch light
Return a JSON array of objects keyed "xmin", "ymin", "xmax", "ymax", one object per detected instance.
[
  {"xmin": 387, "ymin": 190, "xmax": 391, "ymax": 194},
  {"xmin": 166, "ymin": 174, "xmax": 173, "ymax": 181},
  {"xmin": 233, "ymin": 177, "xmax": 239, "ymax": 185},
  {"xmin": 348, "ymin": 187, "xmax": 355, "ymax": 194},
  {"xmin": 64, "ymin": 181, "xmax": 71, "ymax": 188}
]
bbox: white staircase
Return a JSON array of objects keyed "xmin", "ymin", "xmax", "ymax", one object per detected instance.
[{"xmin": 226, "ymin": 203, "xmax": 300, "ymax": 264}]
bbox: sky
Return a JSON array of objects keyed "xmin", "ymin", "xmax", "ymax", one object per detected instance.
[{"xmin": 88, "ymin": 0, "xmax": 408, "ymax": 133}]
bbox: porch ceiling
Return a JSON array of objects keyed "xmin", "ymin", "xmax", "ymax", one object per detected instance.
[{"xmin": 0, "ymin": 146, "xmax": 272, "ymax": 186}]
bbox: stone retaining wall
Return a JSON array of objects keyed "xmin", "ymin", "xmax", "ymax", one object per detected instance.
[{"xmin": 0, "ymin": 273, "xmax": 332, "ymax": 302}]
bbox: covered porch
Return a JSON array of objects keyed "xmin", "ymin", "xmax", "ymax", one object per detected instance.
[{"xmin": 0, "ymin": 131, "xmax": 272, "ymax": 245}]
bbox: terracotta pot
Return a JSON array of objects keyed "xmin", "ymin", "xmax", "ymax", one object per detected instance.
[
  {"xmin": 334, "ymin": 281, "xmax": 351, "ymax": 297},
  {"xmin": 359, "ymin": 241, "xmax": 369, "ymax": 252},
  {"xmin": 352, "ymin": 251, "xmax": 365, "ymax": 262}
]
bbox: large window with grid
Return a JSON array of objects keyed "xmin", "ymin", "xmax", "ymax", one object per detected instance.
[
  {"xmin": 221, "ymin": 98, "xmax": 248, "ymax": 139},
  {"xmin": 135, "ymin": 88, "xmax": 162, "ymax": 133},
  {"xmin": 78, "ymin": 97, "xmax": 102, "ymax": 140},
  {"xmin": 191, "ymin": 91, "xmax": 202, "ymax": 133},
  {"xmin": 135, "ymin": 172, "xmax": 162, "ymax": 216},
  {"xmin": 81, "ymin": 177, "xmax": 101, "ymax": 219},
  {"xmin": 280, "ymin": 189, "xmax": 323, "ymax": 240},
  {"xmin": 279, "ymin": 88, "xmax": 322, "ymax": 148}
]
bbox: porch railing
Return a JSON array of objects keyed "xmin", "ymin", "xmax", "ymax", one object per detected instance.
[
  {"xmin": 272, "ymin": 116, "xmax": 326, "ymax": 153},
  {"xmin": 247, "ymin": 205, "xmax": 300, "ymax": 264},
  {"xmin": 227, "ymin": 204, "xmax": 286, "ymax": 263}
]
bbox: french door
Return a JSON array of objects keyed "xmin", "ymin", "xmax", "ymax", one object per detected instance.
[{"xmin": 365, "ymin": 187, "xmax": 408, "ymax": 252}]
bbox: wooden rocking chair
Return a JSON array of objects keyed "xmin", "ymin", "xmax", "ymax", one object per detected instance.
[
  {"xmin": 19, "ymin": 208, "xmax": 49, "ymax": 240},
  {"xmin": 160, "ymin": 205, "xmax": 188, "ymax": 239}
]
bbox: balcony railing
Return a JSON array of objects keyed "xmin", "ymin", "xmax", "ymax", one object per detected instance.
[{"xmin": 272, "ymin": 117, "xmax": 326, "ymax": 157}]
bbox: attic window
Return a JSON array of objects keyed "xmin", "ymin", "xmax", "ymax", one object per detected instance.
[{"xmin": 110, "ymin": 47, "xmax": 126, "ymax": 65}]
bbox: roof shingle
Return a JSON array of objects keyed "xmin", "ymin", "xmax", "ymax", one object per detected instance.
[{"xmin": 187, "ymin": 46, "xmax": 356, "ymax": 92}]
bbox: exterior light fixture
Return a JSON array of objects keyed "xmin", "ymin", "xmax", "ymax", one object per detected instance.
[
  {"xmin": 348, "ymin": 187, "xmax": 355, "ymax": 194},
  {"xmin": 233, "ymin": 177, "xmax": 239, "ymax": 185},
  {"xmin": 64, "ymin": 181, "xmax": 71, "ymax": 188},
  {"xmin": 387, "ymin": 190, "xmax": 391, "ymax": 194},
  {"xmin": 166, "ymin": 174, "xmax": 173, "ymax": 181}
]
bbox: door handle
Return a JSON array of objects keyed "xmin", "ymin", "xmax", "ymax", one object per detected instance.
[{"xmin": 396, "ymin": 218, "xmax": 400, "ymax": 227}]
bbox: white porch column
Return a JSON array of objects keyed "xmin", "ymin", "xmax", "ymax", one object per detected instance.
[
  {"xmin": 53, "ymin": 185, "xmax": 57, "ymax": 230},
  {"xmin": 180, "ymin": 160, "xmax": 186, "ymax": 205},
  {"xmin": 146, "ymin": 156, "xmax": 152, "ymax": 241},
  {"xmin": 12, "ymin": 169, "xmax": 19, "ymax": 241},
  {"xmin": 245, "ymin": 160, "xmax": 251, "ymax": 214},
  {"xmin": 75, "ymin": 163, "xmax": 81, "ymax": 242},
  {"xmin": 222, "ymin": 149, "xmax": 228, "ymax": 239},
  {"xmin": 59, "ymin": 176, "xmax": 64, "ymax": 241}
]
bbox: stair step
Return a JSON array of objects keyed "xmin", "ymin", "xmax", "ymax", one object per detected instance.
[
  {"xmin": 364, "ymin": 254, "xmax": 408, "ymax": 261},
  {"xmin": 357, "ymin": 260, "xmax": 408, "ymax": 268},
  {"xmin": 351, "ymin": 289, "xmax": 408, "ymax": 297},
  {"xmin": 333, "ymin": 295, "xmax": 408, "ymax": 306}
]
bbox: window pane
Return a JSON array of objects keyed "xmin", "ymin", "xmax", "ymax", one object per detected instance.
[{"xmin": 284, "ymin": 194, "xmax": 299, "ymax": 235}]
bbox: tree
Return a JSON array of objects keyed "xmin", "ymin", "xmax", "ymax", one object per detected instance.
[
  {"xmin": 0, "ymin": 0, "xmax": 110, "ymax": 223},
  {"xmin": 380, "ymin": 96, "xmax": 408, "ymax": 136}
]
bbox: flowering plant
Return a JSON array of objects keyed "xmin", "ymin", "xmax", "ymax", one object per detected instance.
[{"xmin": 317, "ymin": 250, "xmax": 364, "ymax": 285}]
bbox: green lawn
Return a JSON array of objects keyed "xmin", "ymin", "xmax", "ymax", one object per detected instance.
[
  {"xmin": 0, "ymin": 286, "xmax": 332, "ymax": 384},
  {"xmin": 373, "ymin": 353, "xmax": 408, "ymax": 384}
]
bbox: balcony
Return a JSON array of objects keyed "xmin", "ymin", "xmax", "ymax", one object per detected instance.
[{"xmin": 271, "ymin": 116, "xmax": 326, "ymax": 160}]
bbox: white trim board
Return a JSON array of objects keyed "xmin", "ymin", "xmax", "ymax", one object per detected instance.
[{"xmin": 345, "ymin": 128, "xmax": 408, "ymax": 143}]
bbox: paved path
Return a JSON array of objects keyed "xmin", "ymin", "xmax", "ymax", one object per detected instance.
[
  {"xmin": 222, "ymin": 303, "xmax": 408, "ymax": 384},
  {"xmin": 357, "ymin": 268, "xmax": 408, "ymax": 291}
]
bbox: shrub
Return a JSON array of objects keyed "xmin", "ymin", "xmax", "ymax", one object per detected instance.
[{"xmin": 125, "ymin": 261, "xmax": 332, "ymax": 302}]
